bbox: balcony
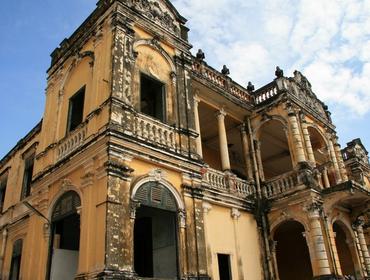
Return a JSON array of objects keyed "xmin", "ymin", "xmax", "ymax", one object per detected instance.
[
  {"xmin": 202, "ymin": 167, "xmax": 255, "ymax": 198},
  {"xmin": 56, "ymin": 124, "xmax": 87, "ymax": 161}
]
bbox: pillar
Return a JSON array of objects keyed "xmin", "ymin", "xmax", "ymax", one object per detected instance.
[
  {"xmin": 255, "ymin": 140, "xmax": 265, "ymax": 181},
  {"xmin": 322, "ymin": 167, "xmax": 331, "ymax": 188},
  {"xmin": 327, "ymin": 223, "xmax": 343, "ymax": 276},
  {"xmin": 216, "ymin": 109, "xmax": 231, "ymax": 171},
  {"xmin": 327, "ymin": 135, "xmax": 342, "ymax": 184},
  {"xmin": 306, "ymin": 205, "xmax": 331, "ymax": 276},
  {"xmin": 194, "ymin": 94, "xmax": 203, "ymax": 158},
  {"xmin": 99, "ymin": 158, "xmax": 135, "ymax": 279},
  {"xmin": 241, "ymin": 124, "xmax": 254, "ymax": 180},
  {"xmin": 0, "ymin": 229, "xmax": 7, "ymax": 275},
  {"xmin": 333, "ymin": 140, "xmax": 348, "ymax": 182},
  {"xmin": 301, "ymin": 117, "xmax": 315, "ymax": 164},
  {"xmin": 353, "ymin": 217, "xmax": 370, "ymax": 275},
  {"xmin": 288, "ymin": 111, "xmax": 306, "ymax": 163}
]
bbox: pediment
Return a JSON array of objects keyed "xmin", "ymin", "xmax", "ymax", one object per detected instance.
[{"xmin": 128, "ymin": 0, "xmax": 186, "ymax": 35}]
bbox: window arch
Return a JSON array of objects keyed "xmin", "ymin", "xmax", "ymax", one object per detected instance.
[
  {"xmin": 47, "ymin": 191, "xmax": 81, "ymax": 280},
  {"xmin": 132, "ymin": 181, "xmax": 180, "ymax": 278}
]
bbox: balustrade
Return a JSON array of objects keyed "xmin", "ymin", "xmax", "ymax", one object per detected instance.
[
  {"xmin": 264, "ymin": 170, "xmax": 299, "ymax": 198},
  {"xmin": 192, "ymin": 62, "xmax": 252, "ymax": 103},
  {"xmin": 57, "ymin": 124, "xmax": 87, "ymax": 161},
  {"xmin": 132, "ymin": 112, "xmax": 177, "ymax": 151},
  {"xmin": 254, "ymin": 82, "xmax": 279, "ymax": 105},
  {"xmin": 203, "ymin": 168, "xmax": 255, "ymax": 197}
]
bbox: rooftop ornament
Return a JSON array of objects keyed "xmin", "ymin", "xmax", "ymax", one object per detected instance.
[
  {"xmin": 247, "ymin": 81, "xmax": 255, "ymax": 92},
  {"xmin": 196, "ymin": 49, "xmax": 205, "ymax": 61},
  {"xmin": 221, "ymin": 65, "xmax": 230, "ymax": 76},
  {"xmin": 275, "ymin": 66, "xmax": 284, "ymax": 78}
]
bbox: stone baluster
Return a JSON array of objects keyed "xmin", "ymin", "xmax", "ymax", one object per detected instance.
[
  {"xmin": 193, "ymin": 94, "xmax": 203, "ymax": 158},
  {"xmin": 288, "ymin": 110, "xmax": 306, "ymax": 164},
  {"xmin": 300, "ymin": 115, "xmax": 315, "ymax": 164},
  {"xmin": 306, "ymin": 204, "xmax": 331, "ymax": 276},
  {"xmin": 241, "ymin": 124, "xmax": 254, "ymax": 181},
  {"xmin": 216, "ymin": 109, "xmax": 231, "ymax": 171},
  {"xmin": 353, "ymin": 217, "xmax": 370, "ymax": 275},
  {"xmin": 327, "ymin": 135, "xmax": 342, "ymax": 184}
]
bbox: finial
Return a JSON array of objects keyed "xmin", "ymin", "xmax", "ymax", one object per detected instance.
[
  {"xmin": 196, "ymin": 49, "xmax": 205, "ymax": 61},
  {"xmin": 275, "ymin": 66, "xmax": 284, "ymax": 78},
  {"xmin": 247, "ymin": 81, "xmax": 255, "ymax": 92},
  {"xmin": 221, "ymin": 65, "xmax": 230, "ymax": 75}
]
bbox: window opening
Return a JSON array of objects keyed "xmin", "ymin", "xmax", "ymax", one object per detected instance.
[
  {"xmin": 9, "ymin": 239, "xmax": 23, "ymax": 280},
  {"xmin": 217, "ymin": 254, "xmax": 232, "ymax": 280},
  {"xmin": 21, "ymin": 154, "xmax": 34, "ymax": 199},
  {"xmin": 134, "ymin": 206, "xmax": 178, "ymax": 279},
  {"xmin": 67, "ymin": 86, "xmax": 85, "ymax": 133},
  {"xmin": 0, "ymin": 175, "xmax": 7, "ymax": 212},
  {"xmin": 133, "ymin": 182, "xmax": 179, "ymax": 279},
  {"xmin": 140, "ymin": 74, "xmax": 165, "ymax": 122},
  {"xmin": 48, "ymin": 191, "xmax": 81, "ymax": 280}
]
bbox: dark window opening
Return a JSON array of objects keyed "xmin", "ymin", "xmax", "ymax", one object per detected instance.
[
  {"xmin": 67, "ymin": 86, "xmax": 85, "ymax": 133},
  {"xmin": 48, "ymin": 191, "xmax": 81, "ymax": 280},
  {"xmin": 217, "ymin": 254, "xmax": 232, "ymax": 280},
  {"xmin": 9, "ymin": 239, "xmax": 23, "ymax": 280},
  {"xmin": 0, "ymin": 176, "xmax": 7, "ymax": 212},
  {"xmin": 21, "ymin": 154, "xmax": 34, "ymax": 200},
  {"xmin": 140, "ymin": 74, "xmax": 165, "ymax": 122},
  {"xmin": 134, "ymin": 206, "xmax": 178, "ymax": 279}
]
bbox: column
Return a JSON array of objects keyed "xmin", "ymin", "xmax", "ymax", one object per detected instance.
[
  {"xmin": 307, "ymin": 205, "xmax": 331, "ymax": 276},
  {"xmin": 322, "ymin": 167, "xmax": 331, "ymax": 188},
  {"xmin": 327, "ymin": 135, "xmax": 342, "ymax": 184},
  {"xmin": 288, "ymin": 111, "xmax": 306, "ymax": 163},
  {"xmin": 333, "ymin": 140, "xmax": 348, "ymax": 182},
  {"xmin": 354, "ymin": 217, "xmax": 370, "ymax": 275},
  {"xmin": 255, "ymin": 140, "xmax": 265, "ymax": 181},
  {"xmin": 0, "ymin": 229, "xmax": 7, "ymax": 275},
  {"xmin": 241, "ymin": 124, "xmax": 254, "ymax": 180},
  {"xmin": 301, "ymin": 118, "xmax": 315, "ymax": 164},
  {"xmin": 216, "ymin": 109, "xmax": 231, "ymax": 171},
  {"xmin": 194, "ymin": 94, "xmax": 203, "ymax": 158}
]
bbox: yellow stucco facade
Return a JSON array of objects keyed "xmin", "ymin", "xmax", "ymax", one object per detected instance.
[{"xmin": 0, "ymin": 1, "xmax": 369, "ymax": 280}]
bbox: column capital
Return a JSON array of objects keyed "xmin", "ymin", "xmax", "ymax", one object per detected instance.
[
  {"xmin": 194, "ymin": 93, "xmax": 201, "ymax": 104},
  {"xmin": 353, "ymin": 216, "xmax": 366, "ymax": 229},
  {"xmin": 215, "ymin": 108, "xmax": 227, "ymax": 119}
]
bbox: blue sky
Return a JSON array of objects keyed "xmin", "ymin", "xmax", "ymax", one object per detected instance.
[{"xmin": 0, "ymin": 0, "xmax": 369, "ymax": 159}]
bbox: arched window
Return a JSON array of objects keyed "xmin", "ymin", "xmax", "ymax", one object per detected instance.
[
  {"xmin": 48, "ymin": 191, "xmax": 81, "ymax": 280},
  {"xmin": 133, "ymin": 182, "xmax": 179, "ymax": 279},
  {"xmin": 9, "ymin": 239, "xmax": 23, "ymax": 280}
]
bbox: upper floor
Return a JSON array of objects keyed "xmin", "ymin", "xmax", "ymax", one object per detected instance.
[{"xmin": 0, "ymin": 0, "xmax": 369, "ymax": 215}]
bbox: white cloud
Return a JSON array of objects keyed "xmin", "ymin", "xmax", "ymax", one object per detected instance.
[{"xmin": 172, "ymin": 0, "xmax": 370, "ymax": 116}]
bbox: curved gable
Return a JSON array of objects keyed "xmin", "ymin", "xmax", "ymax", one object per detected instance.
[{"xmin": 129, "ymin": 0, "xmax": 187, "ymax": 35}]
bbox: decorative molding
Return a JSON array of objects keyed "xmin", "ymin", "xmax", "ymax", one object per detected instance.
[
  {"xmin": 148, "ymin": 168, "xmax": 167, "ymax": 181},
  {"xmin": 231, "ymin": 208, "xmax": 241, "ymax": 220},
  {"xmin": 202, "ymin": 202, "xmax": 212, "ymax": 214}
]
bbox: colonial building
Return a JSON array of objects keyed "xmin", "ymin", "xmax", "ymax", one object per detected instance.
[{"xmin": 0, "ymin": 0, "xmax": 369, "ymax": 279}]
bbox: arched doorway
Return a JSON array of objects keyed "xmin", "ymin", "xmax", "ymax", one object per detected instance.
[
  {"xmin": 274, "ymin": 221, "xmax": 313, "ymax": 280},
  {"xmin": 47, "ymin": 191, "xmax": 81, "ymax": 280},
  {"xmin": 333, "ymin": 222, "xmax": 356, "ymax": 278},
  {"xmin": 133, "ymin": 181, "xmax": 179, "ymax": 279},
  {"xmin": 259, "ymin": 120, "xmax": 293, "ymax": 179}
]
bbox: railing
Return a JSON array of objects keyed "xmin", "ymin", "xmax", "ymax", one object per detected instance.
[
  {"xmin": 192, "ymin": 62, "xmax": 252, "ymax": 103},
  {"xmin": 203, "ymin": 168, "xmax": 255, "ymax": 197},
  {"xmin": 234, "ymin": 176, "xmax": 256, "ymax": 196},
  {"xmin": 263, "ymin": 170, "xmax": 300, "ymax": 198},
  {"xmin": 204, "ymin": 168, "xmax": 228, "ymax": 192},
  {"xmin": 132, "ymin": 112, "xmax": 178, "ymax": 151},
  {"xmin": 57, "ymin": 124, "xmax": 87, "ymax": 161},
  {"xmin": 254, "ymin": 81, "xmax": 279, "ymax": 105}
]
